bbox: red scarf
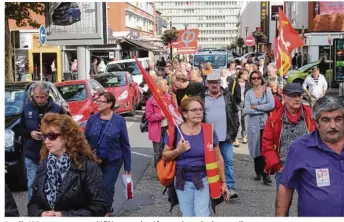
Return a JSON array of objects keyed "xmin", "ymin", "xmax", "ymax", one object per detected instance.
[{"xmin": 285, "ymin": 107, "xmax": 302, "ymax": 124}]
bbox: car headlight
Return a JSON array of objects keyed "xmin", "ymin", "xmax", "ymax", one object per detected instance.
[
  {"xmin": 118, "ymin": 90, "xmax": 128, "ymax": 100},
  {"xmin": 5, "ymin": 129, "xmax": 14, "ymax": 148},
  {"xmin": 73, "ymin": 115, "xmax": 83, "ymax": 122}
]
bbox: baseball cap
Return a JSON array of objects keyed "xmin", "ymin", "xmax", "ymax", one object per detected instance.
[
  {"xmin": 236, "ymin": 65, "xmax": 242, "ymax": 70},
  {"xmin": 282, "ymin": 83, "xmax": 304, "ymax": 95}
]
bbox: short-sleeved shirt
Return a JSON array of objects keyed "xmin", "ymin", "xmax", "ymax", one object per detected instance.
[
  {"xmin": 280, "ymin": 131, "xmax": 344, "ymax": 216},
  {"xmin": 164, "ymin": 127, "xmax": 219, "ymax": 181}
]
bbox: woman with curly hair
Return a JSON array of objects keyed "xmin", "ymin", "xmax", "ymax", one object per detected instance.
[{"xmin": 28, "ymin": 113, "xmax": 108, "ymax": 217}]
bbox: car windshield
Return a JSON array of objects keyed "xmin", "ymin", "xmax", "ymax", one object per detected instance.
[
  {"xmin": 56, "ymin": 84, "xmax": 87, "ymax": 102},
  {"xmin": 194, "ymin": 55, "xmax": 227, "ymax": 69},
  {"xmin": 5, "ymin": 89, "xmax": 25, "ymax": 116},
  {"xmin": 106, "ymin": 61, "xmax": 142, "ymax": 75},
  {"xmin": 95, "ymin": 74, "xmax": 126, "ymax": 88},
  {"xmin": 298, "ymin": 62, "xmax": 317, "ymax": 72}
]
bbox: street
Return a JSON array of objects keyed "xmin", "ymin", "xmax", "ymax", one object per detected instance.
[{"xmin": 12, "ymin": 109, "xmax": 298, "ymax": 217}]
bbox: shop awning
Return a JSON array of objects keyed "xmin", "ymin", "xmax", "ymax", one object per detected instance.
[{"xmin": 120, "ymin": 37, "xmax": 167, "ymax": 53}]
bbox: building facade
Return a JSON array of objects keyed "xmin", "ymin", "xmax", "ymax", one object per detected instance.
[{"xmin": 155, "ymin": 1, "xmax": 242, "ymax": 48}]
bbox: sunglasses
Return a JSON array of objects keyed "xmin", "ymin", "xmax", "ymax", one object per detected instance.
[
  {"xmin": 43, "ymin": 132, "xmax": 61, "ymax": 141},
  {"xmin": 251, "ymin": 77, "xmax": 261, "ymax": 80}
]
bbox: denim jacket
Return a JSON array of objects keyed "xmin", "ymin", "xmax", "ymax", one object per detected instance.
[{"xmin": 84, "ymin": 113, "xmax": 131, "ymax": 171}]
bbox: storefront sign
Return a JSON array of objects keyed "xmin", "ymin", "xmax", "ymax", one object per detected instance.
[
  {"xmin": 32, "ymin": 34, "xmax": 55, "ymax": 48},
  {"xmin": 109, "ymin": 51, "xmax": 115, "ymax": 59},
  {"xmin": 334, "ymin": 38, "xmax": 344, "ymax": 82},
  {"xmin": 320, "ymin": 2, "xmax": 344, "ymax": 15}
]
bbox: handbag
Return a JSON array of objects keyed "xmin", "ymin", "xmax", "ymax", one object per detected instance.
[{"xmin": 140, "ymin": 111, "xmax": 148, "ymax": 133}]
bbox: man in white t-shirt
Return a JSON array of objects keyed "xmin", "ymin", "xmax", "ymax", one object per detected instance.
[{"xmin": 302, "ymin": 67, "xmax": 328, "ymax": 103}]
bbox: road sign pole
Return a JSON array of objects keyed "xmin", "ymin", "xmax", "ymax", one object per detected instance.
[{"xmin": 40, "ymin": 46, "xmax": 43, "ymax": 81}]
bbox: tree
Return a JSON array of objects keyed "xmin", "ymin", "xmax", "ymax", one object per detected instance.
[
  {"xmin": 252, "ymin": 31, "xmax": 268, "ymax": 57},
  {"xmin": 236, "ymin": 37, "xmax": 245, "ymax": 55},
  {"xmin": 5, "ymin": 2, "xmax": 45, "ymax": 82},
  {"xmin": 161, "ymin": 28, "xmax": 178, "ymax": 61}
]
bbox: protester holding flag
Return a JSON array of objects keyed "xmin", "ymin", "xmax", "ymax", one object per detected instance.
[
  {"xmin": 146, "ymin": 77, "xmax": 178, "ymax": 167},
  {"xmin": 161, "ymin": 97, "xmax": 229, "ymax": 217}
]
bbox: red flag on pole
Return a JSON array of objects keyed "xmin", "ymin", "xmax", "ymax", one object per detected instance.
[{"xmin": 134, "ymin": 57, "xmax": 183, "ymax": 126}]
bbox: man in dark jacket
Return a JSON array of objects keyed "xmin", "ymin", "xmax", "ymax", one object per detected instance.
[
  {"xmin": 174, "ymin": 74, "xmax": 205, "ymax": 105},
  {"xmin": 199, "ymin": 70, "xmax": 240, "ymax": 199},
  {"xmin": 19, "ymin": 82, "xmax": 65, "ymax": 201}
]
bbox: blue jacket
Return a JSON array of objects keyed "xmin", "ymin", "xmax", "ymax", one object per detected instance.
[
  {"xmin": 20, "ymin": 97, "xmax": 64, "ymax": 164},
  {"xmin": 84, "ymin": 113, "xmax": 131, "ymax": 171}
]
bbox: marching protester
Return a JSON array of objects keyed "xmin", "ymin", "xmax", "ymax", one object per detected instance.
[
  {"xmin": 174, "ymin": 74, "xmax": 205, "ymax": 105},
  {"xmin": 28, "ymin": 113, "xmax": 107, "ymax": 217},
  {"xmin": 220, "ymin": 68, "xmax": 229, "ymax": 89},
  {"xmin": 267, "ymin": 77, "xmax": 283, "ymax": 108},
  {"xmin": 262, "ymin": 83, "xmax": 316, "ymax": 189},
  {"xmin": 84, "ymin": 92, "xmax": 131, "ymax": 216},
  {"xmin": 203, "ymin": 62, "xmax": 214, "ymax": 76},
  {"xmin": 258, "ymin": 57, "xmax": 268, "ymax": 78},
  {"xmin": 19, "ymin": 82, "xmax": 67, "ymax": 201},
  {"xmin": 303, "ymin": 66, "xmax": 328, "ymax": 106},
  {"xmin": 276, "ymin": 96, "xmax": 344, "ymax": 216},
  {"xmin": 229, "ymin": 69, "xmax": 252, "ymax": 146},
  {"xmin": 162, "ymin": 97, "xmax": 229, "ymax": 217},
  {"xmin": 267, "ymin": 64, "xmax": 283, "ymax": 89},
  {"xmin": 200, "ymin": 71, "xmax": 240, "ymax": 198},
  {"xmin": 146, "ymin": 78, "xmax": 178, "ymax": 167},
  {"xmin": 244, "ymin": 71, "xmax": 275, "ymax": 184},
  {"xmin": 227, "ymin": 61, "xmax": 236, "ymax": 76},
  {"xmin": 190, "ymin": 69, "xmax": 206, "ymax": 86}
]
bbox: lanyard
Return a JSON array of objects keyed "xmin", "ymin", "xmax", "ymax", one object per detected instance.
[{"xmin": 97, "ymin": 114, "xmax": 114, "ymax": 148}]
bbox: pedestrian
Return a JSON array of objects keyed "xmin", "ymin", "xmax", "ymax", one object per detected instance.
[
  {"xmin": 258, "ymin": 58, "xmax": 268, "ymax": 78},
  {"xmin": 146, "ymin": 78, "xmax": 178, "ymax": 166},
  {"xmin": 292, "ymin": 53, "xmax": 298, "ymax": 69},
  {"xmin": 19, "ymin": 82, "xmax": 66, "ymax": 201},
  {"xmin": 303, "ymin": 66, "xmax": 328, "ymax": 106},
  {"xmin": 220, "ymin": 68, "xmax": 229, "ymax": 89},
  {"xmin": 28, "ymin": 113, "xmax": 108, "ymax": 217},
  {"xmin": 227, "ymin": 61, "xmax": 236, "ymax": 76},
  {"xmin": 165, "ymin": 66, "xmax": 175, "ymax": 91},
  {"xmin": 174, "ymin": 74, "xmax": 205, "ymax": 105},
  {"xmin": 190, "ymin": 69, "xmax": 205, "ymax": 86},
  {"xmin": 267, "ymin": 63, "xmax": 283, "ymax": 89},
  {"xmin": 157, "ymin": 67, "xmax": 165, "ymax": 78},
  {"xmin": 160, "ymin": 57, "xmax": 166, "ymax": 67},
  {"xmin": 297, "ymin": 54, "xmax": 302, "ymax": 68},
  {"xmin": 318, "ymin": 56, "xmax": 327, "ymax": 75},
  {"xmin": 230, "ymin": 69, "xmax": 252, "ymax": 146},
  {"xmin": 244, "ymin": 71, "xmax": 275, "ymax": 184},
  {"xmin": 244, "ymin": 63, "xmax": 251, "ymax": 74},
  {"xmin": 267, "ymin": 77, "xmax": 283, "ymax": 109},
  {"xmin": 161, "ymin": 96, "xmax": 229, "ymax": 217},
  {"xmin": 275, "ymin": 96, "xmax": 344, "ymax": 216},
  {"xmin": 262, "ymin": 83, "xmax": 316, "ymax": 189},
  {"xmin": 84, "ymin": 92, "xmax": 132, "ymax": 216},
  {"xmin": 203, "ymin": 62, "xmax": 214, "ymax": 76},
  {"xmin": 199, "ymin": 71, "xmax": 240, "ymax": 199},
  {"xmin": 71, "ymin": 59, "xmax": 78, "ymax": 73},
  {"xmin": 89, "ymin": 58, "xmax": 98, "ymax": 78},
  {"xmin": 98, "ymin": 59, "xmax": 106, "ymax": 74},
  {"xmin": 5, "ymin": 183, "xmax": 19, "ymax": 217}
]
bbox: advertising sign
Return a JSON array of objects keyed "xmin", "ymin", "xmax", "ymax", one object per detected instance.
[
  {"xmin": 320, "ymin": 2, "xmax": 344, "ymax": 15},
  {"xmin": 172, "ymin": 29, "xmax": 199, "ymax": 54},
  {"xmin": 45, "ymin": 2, "xmax": 106, "ymax": 45},
  {"xmin": 334, "ymin": 38, "xmax": 344, "ymax": 82}
]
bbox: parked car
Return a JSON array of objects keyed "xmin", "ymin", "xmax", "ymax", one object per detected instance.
[
  {"xmin": 236, "ymin": 52, "xmax": 266, "ymax": 62},
  {"xmin": 105, "ymin": 58, "xmax": 150, "ymax": 85},
  {"xmin": 52, "ymin": 2, "xmax": 81, "ymax": 26},
  {"xmin": 93, "ymin": 72, "xmax": 142, "ymax": 116},
  {"xmin": 5, "ymin": 81, "xmax": 70, "ymax": 191},
  {"xmin": 55, "ymin": 79, "xmax": 105, "ymax": 129},
  {"xmin": 284, "ymin": 60, "xmax": 333, "ymax": 85}
]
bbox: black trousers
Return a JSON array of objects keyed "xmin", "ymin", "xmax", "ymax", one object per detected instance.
[{"xmin": 254, "ymin": 129, "xmax": 268, "ymax": 178}]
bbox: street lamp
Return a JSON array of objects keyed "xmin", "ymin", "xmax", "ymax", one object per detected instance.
[
  {"xmin": 273, "ymin": 14, "xmax": 279, "ymax": 38},
  {"xmin": 244, "ymin": 27, "xmax": 248, "ymax": 37}
]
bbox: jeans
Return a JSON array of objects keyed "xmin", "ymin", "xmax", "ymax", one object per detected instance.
[
  {"xmin": 25, "ymin": 157, "xmax": 38, "ymax": 201},
  {"xmin": 175, "ymin": 177, "xmax": 210, "ymax": 217},
  {"xmin": 99, "ymin": 158, "xmax": 123, "ymax": 212},
  {"xmin": 219, "ymin": 142, "xmax": 235, "ymax": 190},
  {"xmin": 237, "ymin": 102, "xmax": 247, "ymax": 139}
]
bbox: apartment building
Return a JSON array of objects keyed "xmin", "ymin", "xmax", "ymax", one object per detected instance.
[{"xmin": 155, "ymin": 1, "xmax": 242, "ymax": 48}]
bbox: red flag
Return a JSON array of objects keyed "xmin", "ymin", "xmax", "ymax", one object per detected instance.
[
  {"xmin": 278, "ymin": 8, "xmax": 304, "ymax": 53},
  {"xmin": 134, "ymin": 57, "xmax": 183, "ymax": 126},
  {"xmin": 275, "ymin": 37, "xmax": 292, "ymax": 76}
]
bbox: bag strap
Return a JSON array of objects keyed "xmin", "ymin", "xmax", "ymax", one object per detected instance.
[{"xmin": 231, "ymin": 80, "xmax": 236, "ymax": 96}]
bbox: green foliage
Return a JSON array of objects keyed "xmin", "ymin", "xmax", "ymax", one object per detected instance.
[
  {"xmin": 252, "ymin": 31, "xmax": 268, "ymax": 44},
  {"xmin": 161, "ymin": 28, "xmax": 178, "ymax": 46},
  {"xmin": 5, "ymin": 2, "xmax": 45, "ymax": 28}
]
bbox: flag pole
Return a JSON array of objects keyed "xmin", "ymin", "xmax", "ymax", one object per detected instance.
[{"xmin": 172, "ymin": 118, "xmax": 185, "ymax": 142}]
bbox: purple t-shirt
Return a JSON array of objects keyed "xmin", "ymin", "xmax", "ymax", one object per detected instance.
[{"xmin": 164, "ymin": 127, "xmax": 219, "ymax": 181}]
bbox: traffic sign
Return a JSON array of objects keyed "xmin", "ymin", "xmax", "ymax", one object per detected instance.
[
  {"xmin": 39, "ymin": 25, "xmax": 46, "ymax": 46},
  {"xmin": 245, "ymin": 35, "xmax": 255, "ymax": 47}
]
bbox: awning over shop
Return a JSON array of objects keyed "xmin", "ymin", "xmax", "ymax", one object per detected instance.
[{"xmin": 109, "ymin": 37, "xmax": 167, "ymax": 54}]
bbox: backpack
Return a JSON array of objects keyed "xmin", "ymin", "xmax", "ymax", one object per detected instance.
[
  {"xmin": 140, "ymin": 111, "xmax": 148, "ymax": 133},
  {"xmin": 156, "ymin": 126, "xmax": 178, "ymax": 187}
]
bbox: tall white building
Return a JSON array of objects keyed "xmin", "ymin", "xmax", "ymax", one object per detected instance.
[{"xmin": 155, "ymin": 1, "xmax": 242, "ymax": 48}]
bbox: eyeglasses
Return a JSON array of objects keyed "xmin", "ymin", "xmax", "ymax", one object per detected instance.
[
  {"xmin": 186, "ymin": 108, "xmax": 204, "ymax": 113},
  {"xmin": 251, "ymin": 77, "xmax": 261, "ymax": 80},
  {"xmin": 43, "ymin": 132, "xmax": 61, "ymax": 141},
  {"xmin": 96, "ymin": 99, "xmax": 108, "ymax": 104}
]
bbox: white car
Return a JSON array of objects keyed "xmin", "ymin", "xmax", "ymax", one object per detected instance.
[{"xmin": 106, "ymin": 58, "xmax": 150, "ymax": 85}]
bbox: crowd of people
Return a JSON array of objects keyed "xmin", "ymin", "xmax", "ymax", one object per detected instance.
[{"xmin": 5, "ymin": 54, "xmax": 343, "ymax": 217}]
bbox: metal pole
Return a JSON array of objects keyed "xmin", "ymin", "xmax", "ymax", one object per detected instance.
[
  {"xmin": 40, "ymin": 46, "xmax": 43, "ymax": 81},
  {"xmin": 170, "ymin": 21, "xmax": 173, "ymax": 61},
  {"xmin": 329, "ymin": 38, "xmax": 332, "ymax": 90}
]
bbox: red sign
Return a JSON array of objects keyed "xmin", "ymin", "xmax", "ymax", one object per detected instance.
[
  {"xmin": 245, "ymin": 35, "xmax": 255, "ymax": 47},
  {"xmin": 172, "ymin": 29, "xmax": 199, "ymax": 54},
  {"xmin": 320, "ymin": 2, "xmax": 344, "ymax": 15}
]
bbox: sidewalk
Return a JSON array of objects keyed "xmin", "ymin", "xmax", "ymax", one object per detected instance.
[{"xmin": 119, "ymin": 150, "xmax": 298, "ymax": 217}]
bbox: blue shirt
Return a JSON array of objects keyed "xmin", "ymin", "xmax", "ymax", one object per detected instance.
[
  {"xmin": 164, "ymin": 128, "xmax": 219, "ymax": 181},
  {"xmin": 280, "ymin": 131, "xmax": 344, "ymax": 216}
]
